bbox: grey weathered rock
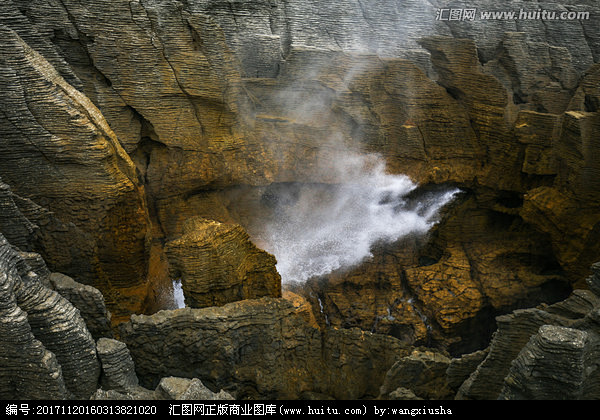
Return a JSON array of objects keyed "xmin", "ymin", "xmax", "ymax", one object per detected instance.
[
  {"xmin": 483, "ymin": 31, "xmax": 579, "ymax": 114},
  {"xmin": 96, "ymin": 338, "xmax": 138, "ymax": 393},
  {"xmin": 456, "ymin": 308, "xmax": 572, "ymax": 399},
  {"xmin": 545, "ymin": 289, "xmax": 600, "ymax": 319},
  {"xmin": 378, "ymin": 350, "xmax": 453, "ymax": 400},
  {"xmin": 91, "ymin": 387, "xmax": 156, "ymax": 401},
  {"xmin": 586, "ymin": 262, "xmax": 600, "ymax": 297},
  {"xmin": 17, "ymin": 251, "xmax": 52, "ymax": 288},
  {"xmin": 51, "ymin": 273, "xmax": 113, "ymax": 340},
  {"xmin": 154, "ymin": 377, "xmax": 234, "ymax": 400},
  {"xmin": 387, "ymin": 387, "xmax": 423, "ymax": 401},
  {"xmin": 0, "ymin": 179, "xmax": 39, "ymax": 252},
  {"xmin": 0, "ymin": 234, "xmax": 99, "ymax": 399},
  {"xmin": 120, "ymin": 296, "xmax": 412, "ymax": 399},
  {"xmin": 446, "ymin": 348, "xmax": 489, "ymax": 391},
  {"xmin": 0, "ymin": 235, "xmax": 68, "ymax": 399},
  {"xmin": 499, "ymin": 325, "xmax": 600, "ymax": 399},
  {"xmin": 455, "ymin": 262, "xmax": 600, "ymax": 400}
]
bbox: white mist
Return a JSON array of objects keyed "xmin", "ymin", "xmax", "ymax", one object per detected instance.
[
  {"xmin": 172, "ymin": 278, "xmax": 185, "ymax": 309},
  {"xmin": 260, "ymin": 151, "xmax": 459, "ymax": 284}
]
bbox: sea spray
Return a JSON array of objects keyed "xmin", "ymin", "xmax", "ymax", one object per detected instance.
[
  {"xmin": 172, "ymin": 278, "xmax": 185, "ymax": 309},
  {"xmin": 259, "ymin": 151, "xmax": 460, "ymax": 283}
]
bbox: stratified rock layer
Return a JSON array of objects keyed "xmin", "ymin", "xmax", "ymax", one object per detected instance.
[
  {"xmin": 0, "ymin": 234, "xmax": 99, "ymax": 399},
  {"xmin": 120, "ymin": 295, "xmax": 411, "ymax": 399},
  {"xmin": 378, "ymin": 350, "xmax": 453, "ymax": 400},
  {"xmin": 96, "ymin": 338, "xmax": 139, "ymax": 393},
  {"xmin": 0, "ymin": 21, "xmax": 151, "ymax": 318},
  {"xmin": 0, "ymin": 0, "xmax": 599, "ymax": 371},
  {"xmin": 50, "ymin": 273, "xmax": 113, "ymax": 340},
  {"xmin": 154, "ymin": 377, "xmax": 234, "ymax": 401},
  {"xmin": 165, "ymin": 217, "xmax": 281, "ymax": 308},
  {"xmin": 454, "ymin": 263, "xmax": 600, "ymax": 400},
  {"xmin": 500, "ymin": 325, "xmax": 600, "ymax": 400}
]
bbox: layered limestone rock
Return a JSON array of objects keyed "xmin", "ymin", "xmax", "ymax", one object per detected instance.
[
  {"xmin": 0, "ymin": 22, "xmax": 152, "ymax": 318},
  {"xmin": 154, "ymin": 377, "xmax": 234, "ymax": 401},
  {"xmin": 378, "ymin": 350, "xmax": 453, "ymax": 400},
  {"xmin": 297, "ymin": 28, "xmax": 599, "ymax": 353},
  {"xmin": 91, "ymin": 376, "xmax": 234, "ymax": 401},
  {"xmin": 0, "ymin": 179, "xmax": 39, "ymax": 252},
  {"xmin": 0, "ymin": 234, "xmax": 99, "ymax": 399},
  {"xmin": 456, "ymin": 308, "xmax": 572, "ymax": 399},
  {"xmin": 164, "ymin": 217, "xmax": 281, "ymax": 308},
  {"xmin": 499, "ymin": 325, "xmax": 600, "ymax": 400},
  {"xmin": 453, "ymin": 263, "xmax": 600, "ymax": 400},
  {"xmin": 94, "ymin": 335, "xmax": 234, "ymax": 400},
  {"xmin": 446, "ymin": 349, "xmax": 489, "ymax": 392},
  {"xmin": 119, "ymin": 294, "xmax": 412, "ymax": 399},
  {"xmin": 298, "ymin": 190, "xmax": 569, "ymax": 353},
  {"xmin": 0, "ymin": 0, "xmax": 599, "ymax": 386},
  {"xmin": 96, "ymin": 338, "xmax": 139, "ymax": 393},
  {"xmin": 50, "ymin": 273, "xmax": 113, "ymax": 340}
]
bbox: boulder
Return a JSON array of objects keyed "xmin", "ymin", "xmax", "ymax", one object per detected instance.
[
  {"xmin": 50, "ymin": 273, "xmax": 113, "ymax": 339},
  {"xmin": 96, "ymin": 338, "xmax": 139, "ymax": 393},
  {"xmin": 165, "ymin": 217, "xmax": 281, "ymax": 308}
]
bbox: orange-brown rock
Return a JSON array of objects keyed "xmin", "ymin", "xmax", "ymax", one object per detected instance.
[
  {"xmin": 0, "ymin": 25, "xmax": 152, "ymax": 317},
  {"xmin": 297, "ymin": 236, "xmax": 433, "ymax": 347},
  {"xmin": 165, "ymin": 217, "xmax": 281, "ymax": 308},
  {"xmin": 521, "ymin": 186, "xmax": 600, "ymax": 286}
]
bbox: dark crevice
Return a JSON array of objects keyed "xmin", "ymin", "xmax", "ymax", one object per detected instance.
[
  {"xmin": 512, "ymin": 91, "xmax": 527, "ymax": 105},
  {"xmin": 584, "ymin": 94, "xmax": 599, "ymax": 112},
  {"xmin": 445, "ymin": 86, "xmax": 465, "ymax": 101},
  {"xmin": 495, "ymin": 190, "xmax": 523, "ymax": 209}
]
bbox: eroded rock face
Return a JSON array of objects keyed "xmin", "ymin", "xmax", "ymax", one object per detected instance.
[
  {"xmin": 154, "ymin": 377, "xmax": 234, "ymax": 401},
  {"xmin": 0, "ymin": 234, "xmax": 99, "ymax": 399},
  {"xmin": 453, "ymin": 263, "xmax": 600, "ymax": 400},
  {"xmin": 378, "ymin": 350, "xmax": 453, "ymax": 400},
  {"xmin": 0, "ymin": 0, "xmax": 599, "ymax": 395},
  {"xmin": 499, "ymin": 325, "xmax": 600, "ymax": 400},
  {"xmin": 0, "ymin": 22, "xmax": 152, "ymax": 318},
  {"xmin": 165, "ymin": 217, "xmax": 281, "ymax": 308},
  {"xmin": 96, "ymin": 338, "xmax": 139, "ymax": 393},
  {"xmin": 50, "ymin": 273, "xmax": 113, "ymax": 340},
  {"xmin": 119, "ymin": 294, "xmax": 412, "ymax": 399}
]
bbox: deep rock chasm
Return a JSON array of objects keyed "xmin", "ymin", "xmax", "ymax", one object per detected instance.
[{"xmin": 1, "ymin": 0, "xmax": 600, "ymax": 400}]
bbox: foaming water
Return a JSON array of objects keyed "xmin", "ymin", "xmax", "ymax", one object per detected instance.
[
  {"xmin": 260, "ymin": 152, "xmax": 459, "ymax": 284},
  {"xmin": 172, "ymin": 278, "xmax": 185, "ymax": 309}
]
